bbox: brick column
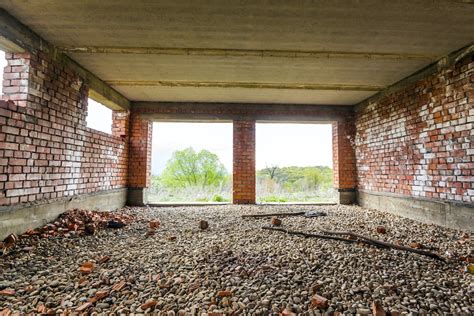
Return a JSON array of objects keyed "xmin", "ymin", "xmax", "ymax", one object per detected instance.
[
  {"xmin": 233, "ymin": 120, "xmax": 256, "ymax": 204},
  {"xmin": 127, "ymin": 112, "xmax": 152, "ymax": 205},
  {"xmin": 332, "ymin": 118, "xmax": 357, "ymax": 204}
]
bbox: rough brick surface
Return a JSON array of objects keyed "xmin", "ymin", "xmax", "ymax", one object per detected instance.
[
  {"xmin": 233, "ymin": 120, "xmax": 256, "ymax": 204},
  {"xmin": 0, "ymin": 52, "xmax": 129, "ymax": 206},
  {"xmin": 355, "ymin": 54, "xmax": 474, "ymax": 203},
  {"xmin": 333, "ymin": 118, "xmax": 357, "ymax": 190},
  {"xmin": 128, "ymin": 113, "xmax": 152, "ymax": 188}
]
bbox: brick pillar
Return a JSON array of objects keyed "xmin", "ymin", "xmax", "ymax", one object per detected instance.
[
  {"xmin": 127, "ymin": 112, "xmax": 152, "ymax": 205},
  {"xmin": 332, "ymin": 118, "xmax": 357, "ymax": 204},
  {"xmin": 233, "ymin": 120, "xmax": 256, "ymax": 204}
]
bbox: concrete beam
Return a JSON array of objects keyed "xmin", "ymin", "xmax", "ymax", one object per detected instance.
[
  {"xmin": 356, "ymin": 43, "xmax": 474, "ymax": 112},
  {"xmin": 60, "ymin": 46, "xmax": 439, "ymax": 61},
  {"xmin": 109, "ymin": 80, "xmax": 382, "ymax": 92},
  {"xmin": 132, "ymin": 102, "xmax": 353, "ymax": 122},
  {"xmin": 0, "ymin": 9, "xmax": 130, "ymax": 111}
]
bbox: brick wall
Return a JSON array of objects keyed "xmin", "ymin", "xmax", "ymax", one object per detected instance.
[
  {"xmin": 0, "ymin": 51, "xmax": 129, "ymax": 206},
  {"xmin": 233, "ymin": 120, "xmax": 256, "ymax": 204},
  {"xmin": 355, "ymin": 54, "xmax": 474, "ymax": 203},
  {"xmin": 333, "ymin": 118, "xmax": 357, "ymax": 190},
  {"xmin": 128, "ymin": 113, "xmax": 152, "ymax": 188}
]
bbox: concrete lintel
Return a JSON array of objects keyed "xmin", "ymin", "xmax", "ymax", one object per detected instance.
[
  {"xmin": 0, "ymin": 188, "xmax": 127, "ymax": 240},
  {"xmin": 132, "ymin": 102, "xmax": 353, "ymax": 122},
  {"xmin": 108, "ymin": 80, "xmax": 382, "ymax": 92},
  {"xmin": 357, "ymin": 190, "xmax": 474, "ymax": 232},
  {"xmin": 355, "ymin": 43, "xmax": 474, "ymax": 112},
  {"xmin": 0, "ymin": 9, "xmax": 130, "ymax": 111},
  {"xmin": 60, "ymin": 46, "xmax": 439, "ymax": 61}
]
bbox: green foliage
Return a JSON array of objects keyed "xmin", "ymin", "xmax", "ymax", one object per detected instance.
[
  {"xmin": 212, "ymin": 194, "xmax": 230, "ymax": 202},
  {"xmin": 161, "ymin": 147, "xmax": 228, "ymax": 188},
  {"xmin": 259, "ymin": 195, "xmax": 288, "ymax": 203},
  {"xmin": 257, "ymin": 165, "xmax": 333, "ymax": 191}
]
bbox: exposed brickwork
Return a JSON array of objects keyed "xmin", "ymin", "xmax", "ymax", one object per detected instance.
[
  {"xmin": 233, "ymin": 120, "xmax": 256, "ymax": 204},
  {"xmin": 128, "ymin": 113, "xmax": 152, "ymax": 188},
  {"xmin": 355, "ymin": 54, "xmax": 474, "ymax": 203},
  {"xmin": 0, "ymin": 52, "xmax": 129, "ymax": 206},
  {"xmin": 332, "ymin": 118, "xmax": 357, "ymax": 190}
]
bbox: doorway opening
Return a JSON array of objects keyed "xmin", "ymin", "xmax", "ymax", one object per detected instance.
[
  {"xmin": 256, "ymin": 123, "xmax": 336, "ymax": 203},
  {"xmin": 150, "ymin": 122, "xmax": 232, "ymax": 203}
]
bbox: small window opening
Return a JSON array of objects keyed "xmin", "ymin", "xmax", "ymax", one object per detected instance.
[{"xmin": 86, "ymin": 98, "xmax": 112, "ymax": 134}]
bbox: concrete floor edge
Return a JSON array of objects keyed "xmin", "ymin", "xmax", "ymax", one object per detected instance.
[
  {"xmin": 0, "ymin": 188, "xmax": 127, "ymax": 240},
  {"xmin": 357, "ymin": 190, "xmax": 474, "ymax": 232}
]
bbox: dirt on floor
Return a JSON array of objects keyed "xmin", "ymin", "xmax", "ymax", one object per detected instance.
[{"xmin": 0, "ymin": 205, "xmax": 472, "ymax": 315}]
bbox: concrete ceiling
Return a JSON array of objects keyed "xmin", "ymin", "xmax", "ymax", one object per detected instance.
[{"xmin": 0, "ymin": 0, "xmax": 473, "ymax": 105}]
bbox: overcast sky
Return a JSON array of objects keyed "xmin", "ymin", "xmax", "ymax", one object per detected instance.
[{"xmin": 152, "ymin": 122, "xmax": 332, "ymax": 175}]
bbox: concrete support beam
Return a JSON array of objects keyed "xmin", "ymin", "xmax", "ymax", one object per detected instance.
[
  {"xmin": 132, "ymin": 102, "xmax": 353, "ymax": 122},
  {"xmin": 233, "ymin": 120, "xmax": 256, "ymax": 204},
  {"xmin": 0, "ymin": 9, "xmax": 130, "ymax": 111},
  {"xmin": 60, "ymin": 46, "xmax": 439, "ymax": 61},
  {"xmin": 109, "ymin": 80, "xmax": 382, "ymax": 92}
]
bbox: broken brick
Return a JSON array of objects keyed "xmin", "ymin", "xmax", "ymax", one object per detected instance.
[
  {"xmin": 0, "ymin": 308, "xmax": 11, "ymax": 316},
  {"xmin": 0, "ymin": 289, "xmax": 15, "ymax": 296},
  {"xmin": 371, "ymin": 301, "xmax": 386, "ymax": 316},
  {"xmin": 79, "ymin": 262, "xmax": 95, "ymax": 274},
  {"xmin": 140, "ymin": 299, "xmax": 157, "ymax": 310},
  {"xmin": 376, "ymin": 226, "xmax": 386, "ymax": 234},
  {"xmin": 112, "ymin": 280, "xmax": 126, "ymax": 292},
  {"xmin": 311, "ymin": 294, "xmax": 328, "ymax": 309},
  {"xmin": 75, "ymin": 302, "xmax": 92, "ymax": 312},
  {"xmin": 98, "ymin": 255, "xmax": 111, "ymax": 264},
  {"xmin": 271, "ymin": 217, "xmax": 282, "ymax": 226},
  {"xmin": 149, "ymin": 220, "xmax": 160, "ymax": 229},
  {"xmin": 217, "ymin": 290, "xmax": 232, "ymax": 297},
  {"xmin": 280, "ymin": 308, "xmax": 297, "ymax": 316}
]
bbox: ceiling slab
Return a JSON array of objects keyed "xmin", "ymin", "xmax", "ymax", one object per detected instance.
[{"xmin": 0, "ymin": 0, "xmax": 473, "ymax": 105}]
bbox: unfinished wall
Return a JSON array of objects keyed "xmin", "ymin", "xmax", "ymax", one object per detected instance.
[
  {"xmin": 127, "ymin": 112, "xmax": 152, "ymax": 205},
  {"xmin": 355, "ymin": 54, "xmax": 473, "ymax": 230},
  {"xmin": 0, "ymin": 51, "xmax": 129, "ymax": 238},
  {"xmin": 332, "ymin": 117, "xmax": 357, "ymax": 204}
]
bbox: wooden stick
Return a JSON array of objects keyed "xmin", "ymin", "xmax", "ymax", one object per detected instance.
[
  {"xmin": 242, "ymin": 212, "xmax": 306, "ymax": 218},
  {"xmin": 262, "ymin": 226, "xmax": 357, "ymax": 243},
  {"xmin": 315, "ymin": 227, "xmax": 445, "ymax": 261},
  {"xmin": 262, "ymin": 226, "xmax": 444, "ymax": 261}
]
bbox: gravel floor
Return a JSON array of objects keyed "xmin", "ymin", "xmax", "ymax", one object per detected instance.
[{"xmin": 0, "ymin": 205, "xmax": 472, "ymax": 315}]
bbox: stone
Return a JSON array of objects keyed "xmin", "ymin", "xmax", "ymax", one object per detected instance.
[
  {"xmin": 271, "ymin": 217, "xmax": 282, "ymax": 226},
  {"xmin": 311, "ymin": 294, "xmax": 328, "ymax": 309},
  {"xmin": 199, "ymin": 220, "xmax": 209, "ymax": 230}
]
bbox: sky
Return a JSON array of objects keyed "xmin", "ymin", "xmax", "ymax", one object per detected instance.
[
  {"xmin": 152, "ymin": 122, "xmax": 332, "ymax": 175},
  {"xmin": 86, "ymin": 98, "xmax": 113, "ymax": 134}
]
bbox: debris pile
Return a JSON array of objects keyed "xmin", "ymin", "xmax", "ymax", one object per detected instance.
[{"xmin": 1, "ymin": 209, "xmax": 135, "ymax": 252}]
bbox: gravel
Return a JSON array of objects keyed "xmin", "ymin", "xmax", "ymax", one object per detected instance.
[{"xmin": 1, "ymin": 204, "xmax": 472, "ymax": 315}]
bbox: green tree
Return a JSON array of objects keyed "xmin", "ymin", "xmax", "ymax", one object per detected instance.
[{"xmin": 161, "ymin": 147, "xmax": 227, "ymax": 188}]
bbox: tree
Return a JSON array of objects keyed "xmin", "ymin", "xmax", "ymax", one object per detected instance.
[{"xmin": 161, "ymin": 147, "xmax": 228, "ymax": 188}]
